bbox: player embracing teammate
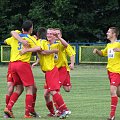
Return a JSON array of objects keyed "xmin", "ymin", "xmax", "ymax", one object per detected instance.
[{"xmin": 20, "ymin": 28, "xmax": 75, "ymax": 119}]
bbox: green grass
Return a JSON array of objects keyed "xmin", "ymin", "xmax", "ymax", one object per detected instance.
[{"xmin": 0, "ymin": 64, "xmax": 120, "ymax": 120}]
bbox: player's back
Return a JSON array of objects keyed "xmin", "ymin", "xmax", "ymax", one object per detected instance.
[{"xmin": 6, "ymin": 33, "xmax": 37, "ymax": 63}]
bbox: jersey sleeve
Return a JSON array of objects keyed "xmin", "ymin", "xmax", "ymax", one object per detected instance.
[
  {"xmin": 15, "ymin": 30, "xmax": 21, "ymax": 33},
  {"xmin": 65, "ymin": 44, "xmax": 76, "ymax": 57},
  {"xmin": 4, "ymin": 37, "xmax": 13, "ymax": 45},
  {"xmin": 101, "ymin": 46, "xmax": 107, "ymax": 56}
]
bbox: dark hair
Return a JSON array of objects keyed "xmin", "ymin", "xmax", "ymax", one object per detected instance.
[
  {"xmin": 31, "ymin": 30, "xmax": 37, "ymax": 36},
  {"xmin": 109, "ymin": 27, "xmax": 119, "ymax": 37},
  {"xmin": 22, "ymin": 20, "xmax": 33, "ymax": 32},
  {"xmin": 37, "ymin": 27, "xmax": 47, "ymax": 39}
]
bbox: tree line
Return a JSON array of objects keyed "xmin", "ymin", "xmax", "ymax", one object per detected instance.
[{"xmin": 0, "ymin": 0, "xmax": 120, "ymax": 43}]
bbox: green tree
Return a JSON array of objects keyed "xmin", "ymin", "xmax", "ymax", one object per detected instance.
[{"xmin": 1, "ymin": 0, "xmax": 120, "ymax": 43}]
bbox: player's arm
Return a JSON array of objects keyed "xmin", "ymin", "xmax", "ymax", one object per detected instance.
[
  {"xmin": 4, "ymin": 40, "xmax": 7, "ymax": 44},
  {"xmin": 11, "ymin": 31, "xmax": 29, "ymax": 46},
  {"xmin": 53, "ymin": 32, "xmax": 68, "ymax": 47},
  {"xmin": 113, "ymin": 48, "xmax": 120, "ymax": 52},
  {"xmin": 69, "ymin": 55, "xmax": 75, "ymax": 70},
  {"xmin": 31, "ymin": 55, "xmax": 40, "ymax": 68},
  {"xmin": 40, "ymin": 49, "xmax": 58, "ymax": 55},
  {"xmin": 65, "ymin": 44, "xmax": 75, "ymax": 70},
  {"xmin": 93, "ymin": 48, "xmax": 103, "ymax": 56},
  {"xmin": 19, "ymin": 46, "xmax": 41, "ymax": 55}
]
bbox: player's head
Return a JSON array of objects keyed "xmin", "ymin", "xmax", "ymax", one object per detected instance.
[
  {"xmin": 54, "ymin": 28, "xmax": 62, "ymax": 38},
  {"xmin": 22, "ymin": 20, "xmax": 33, "ymax": 34},
  {"xmin": 106, "ymin": 27, "xmax": 119, "ymax": 40},
  {"xmin": 37, "ymin": 27, "xmax": 47, "ymax": 39},
  {"xmin": 47, "ymin": 28, "xmax": 56, "ymax": 42}
]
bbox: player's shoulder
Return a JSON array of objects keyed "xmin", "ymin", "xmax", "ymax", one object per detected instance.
[{"xmin": 15, "ymin": 30, "xmax": 21, "ymax": 33}]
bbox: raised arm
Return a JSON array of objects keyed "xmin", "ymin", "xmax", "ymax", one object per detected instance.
[
  {"xmin": 11, "ymin": 31, "xmax": 29, "ymax": 46},
  {"xmin": 53, "ymin": 32, "xmax": 68, "ymax": 47}
]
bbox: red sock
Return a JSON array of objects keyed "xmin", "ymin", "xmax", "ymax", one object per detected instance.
[
  {"xmin": 6, "ymin": 95, "xmax": 11, "ymax": 107},
  {"xmin": 7, "ymin": 92, "xmax": 19, "ymax": 111},
  {"xmin": 25, "ymin": 94, "xmax": 33, "ymax": 116},
  {"xmin": 52, "ymin": 97, "xmax": 59, "ymax": 110},
  {"xmin": 110, "ymin": 96, "xmax": 118, "ymax": 118},
  {"xmin": 46, "ymin": 101, "xmax": 55, "ymax": 114},
  {"xmin": 53, "ymin": 93, "xmax": 67, "ymax": 112},
  {"xmin": 31, "ymin": 94, "xmax": 36, "ymax": 113}
]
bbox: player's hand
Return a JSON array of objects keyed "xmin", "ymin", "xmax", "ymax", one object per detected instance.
[
  {"xmin": 113, "ymin": 48, "xmax": 120, "ymax": 52},
  {"xmin": 21, "ymin": 40, "xmax": 29, "ymax": 47},
  {"xmin": 53, "ymin": 32, "xmax": 59, "ymax": 38},
  {"xmin": 19, "ymin": 49, "xmax": 26, "ymax": 55},
  {"xmin": 31, "ymin": 62, "xmax": 37, "ymax": 68},
  {"xmin": 93, "ymin": 48, "xmax": 98, "ymax": 54},
  {"xmin": 69, "ymin": 63, "xmax": 74, "ymax": 70}
]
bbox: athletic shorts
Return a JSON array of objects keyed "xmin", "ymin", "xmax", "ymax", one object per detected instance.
[
  {"xmin": 44, "ymin": 67, "xmax": 60, "ymax": 92},
  {"xmin": 59, "ymin": 66, "xmax": 71, "ymax": 87},
  {"xmin": 108, "ymin": 71, "xmax": 120, "ymax": 87},
  {"xmin": 11, "ymin": 61, "xmax": 35, "ymax": 86},
  {"xmin": 7, "ymin": 62, "xmax": 13, "ymax": 82}
]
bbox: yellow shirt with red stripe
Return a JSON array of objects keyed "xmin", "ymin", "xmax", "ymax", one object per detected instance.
[
  {"xmin": 101, "ymin": 41, "xmax": 120, "ymax": 73},
  {"xmin": 37, "ymin": 40, "xmax": 58, "ymax": 72},
  {"xmin": 5, "ymin": 34, "xmax": 37, "ymax": 63}
]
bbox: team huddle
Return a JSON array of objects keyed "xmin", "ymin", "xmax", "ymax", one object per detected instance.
[
  {"xmin": 3, "ymin": 19, "xmax": 120, "ymax": 120},
  {"xmin": 3, "ymin": 20, "xmax": 75, "ymax": 119}
]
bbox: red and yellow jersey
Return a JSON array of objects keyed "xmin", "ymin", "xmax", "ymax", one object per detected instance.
[
  {"xmin": 101, "ymin": 41, "xmax": 120, "ymax": 73},
  {"xmin": 51, "ymin": 41, "xmax": 76, "ymax": 71},
  {"xmin": 37, "ymin": 40, "xmax": 58, "ymax": 72},
  {"xmin": 5, "ymin": 34, "xmax": 37, "ymax": 63}
]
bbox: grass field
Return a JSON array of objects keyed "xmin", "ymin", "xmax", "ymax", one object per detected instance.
[{"xmin": 0, "ymin": 64, "xmax": 120, "ymax": 120}]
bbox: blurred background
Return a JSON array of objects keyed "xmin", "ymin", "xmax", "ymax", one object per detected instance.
[{"xmin": 0, "ymin": 0, "xmax": 120, "ymax": 43}]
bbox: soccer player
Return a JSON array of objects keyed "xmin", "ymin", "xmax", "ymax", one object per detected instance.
[
  {"xmin": 31, "ymin": 27, "xmax": 47, "ymax": 68},
  {"xmin": 54, "ymin": 28, "xmax": 75, "ymax": 92},
  {"xmin": 93, "ymin": 27, "xmax": 120, "ymax": 120},
  {"xmin": 4, "ymin": 20, "xmax": 39, "ymax": 118},
  {"xmin": 10, "ymin": 30, "xmax": 41, "ymax": 118},
  {"xmin": 20, "ymin": 28, "xmax": 70, "ymax": 119},
  {"xmin": 50, "ymin": 28, "xmax": 75, "ymax": 116},
  {"xmin": 43, "ymin": 28, "xmax": 75, "ymax": 116},
  {"xmin": 4, "ymin": 30, "xmax": 27, "ymax": 118}
]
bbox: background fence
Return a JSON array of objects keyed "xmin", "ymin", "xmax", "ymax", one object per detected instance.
[{"xmin": 0, "ymin": 42, "xmax": 107, "ymax": 64}]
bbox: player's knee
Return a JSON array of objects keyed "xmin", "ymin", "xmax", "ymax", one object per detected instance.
[
  {"xmin": 16, "ymin": 86, "xmax": 24, "ymax": 95},
  {"xmin": 63, "ymin": 86, "xmax": 71, "ymax": 92},
  {"xmin": 65, "ymin": 89, "xmax": 70, "ymax": 92},
  {"xmin": 117, "ymin": 90, "xmax": 120, "ymax": 97},
  {"xmin": 110, "ymin": 88, "xmax": 117, "ymax": 96},
  {"xmin": 33, "ymin": 86, "xmax": 37, "ymax": 94},
  {"xmin": 44, "ymin": 94, "xmax": 50, "ymax": 101},
  {"xmin": 8, "ymin": 86, "xmax": 14, "ymax": 95}
]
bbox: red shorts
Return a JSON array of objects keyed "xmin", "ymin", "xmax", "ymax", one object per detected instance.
[
  {"xmin": 11, "ymin": 61, "xmax": 35, "ymax": 86},
  {"xmin": 7, "ymin": 62, "xmax": 13, "ymax": 82},
  {"xmin": 59, "ymin": 66, "xmax": 71, "ymax": 87},
  {"xmin": 44, "ymin": 67, "xmax": 60, "ymax": 92},
  {"xmin": 108, "ymin": 71, "xmax": 120, "ymax": 87}
]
